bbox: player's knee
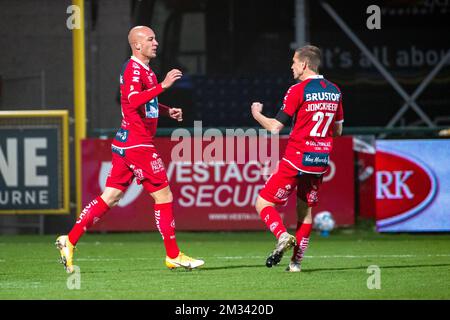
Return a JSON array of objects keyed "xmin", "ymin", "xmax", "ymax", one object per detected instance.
[
  {"xmin": 163, "ymin": 190, "xmax": 173, "ymax": 203},
  {"xmin": 255, "ymin": 196, "xmax": 271, "ymax": 214},
  {"xmin": 101, "ymin": 191, "xmax": 123, "ymax": 208},
  {"xmin": 152, "ymin": 188, "xmax": 173, "ymax": 204}
]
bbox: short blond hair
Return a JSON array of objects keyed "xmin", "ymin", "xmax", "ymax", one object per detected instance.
[{"xmin": 296, "ymin": 45, "xmax": 322, "ymax": 73}]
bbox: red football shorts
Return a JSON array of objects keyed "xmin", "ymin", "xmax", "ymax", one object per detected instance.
[
  {"xmin": 259, "ymin": 159, "xmax": 324, "ymax": 207},
  {"xmin": 105, "ymin": 146, "xmax": 169, "ymax": 193}
]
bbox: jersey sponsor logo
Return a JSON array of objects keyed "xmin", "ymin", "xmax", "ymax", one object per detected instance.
[
  {"xmin": 302, "ymin": 152, "xmax": 329, "ymax": 167},
  {"xmin": 376, "ymin": 149, "xmax": 437, "ymax": 228},
  {"xmin": 145, "ymin": 98, "xmax": 159, "ymax": 118},
  {"xmin": 114, "ymin": 128, "xmax": 129, "ymax": 142},
  {"xmin": 305, "ymin": 92, "xmax": 341, "ymax": 102},
  {"xmin": 111, "ymin": 145, "xmax": 125, "ymax": 157},
  {"xmin": 132, "ymin": 62, "xmax": 139, "ymax": 69}
]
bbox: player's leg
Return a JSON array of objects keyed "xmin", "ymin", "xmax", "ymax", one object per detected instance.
[
  {"xmin": 150, "ymin": 186, "xmax": 179, "ymax": 259},
  {"xmin": 287, "ymin": 173, "xmax": 322, "ymax": 272},
  {"xmin": 255, "ymin": 196, "xmax": 288, "ymax": 240},
  {"xmin": 287, "ymin": 198, "xmax": 312, "ymax": 272},
  {"xmin": 68, "ymin": 187, "xmax": 124, "ymax": 245},
  {"xmin": 56, "ymin": 187, "xmax": 124, "ymax": 273},
  {"xmin": 257, "ymin": 161, "xmax": 297, "ymax": 267},
  {"xmin": 149, "ymin": 185, "xmax": 204, "ymax": 269},
  {"xmin": 56, "ymin": 152, "xmax": 132, "ymax": 273}
]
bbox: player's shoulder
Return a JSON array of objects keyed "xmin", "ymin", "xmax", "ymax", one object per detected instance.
[
  {"xmin": 323, "ymin": 78, "xmax": 342, "ymax": 93},
  {"xmin": 123, "ymin": 57, "xmax": 144, "ymax": 73},
  {"xmin": 285, "ymin": 81, "xmax": 306, "ymax": 96}
]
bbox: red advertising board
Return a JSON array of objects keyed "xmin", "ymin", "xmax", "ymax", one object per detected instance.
[{"xmin": 82, "ymin": 135, "xmax": 354, "ymax": 231}]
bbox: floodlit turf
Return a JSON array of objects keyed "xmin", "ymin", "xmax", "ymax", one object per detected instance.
[{"xmin": 0, "ymin": 229, "xmax": 449, "ymax": 300}]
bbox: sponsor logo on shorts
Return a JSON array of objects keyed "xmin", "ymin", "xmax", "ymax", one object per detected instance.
[
  {"xmin": 133, "ymin": 168, "xmax": 144, "ymax": 181},
  {"xmin": 151, "ymin": 158, "xmax": 165, "ymax": 174},
  {"xmin": 302, "ymin": 152, "xmax": 329, "ymax": 167},
  {"xmin": 308, "ymin": 190, "xmax": 319, "ymax": 203}
]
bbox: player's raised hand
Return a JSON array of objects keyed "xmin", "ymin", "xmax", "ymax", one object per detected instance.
[
  {"xmin": 169, "ymin": 108, "xmax": 183, "ymax": 122},
  {"xmin": 251, "ymin": 102, "xmax": 263, "ymax": 116},
  {"xmin": 161, "ymin": 69, "xmax": 183, "ymax": 89}
]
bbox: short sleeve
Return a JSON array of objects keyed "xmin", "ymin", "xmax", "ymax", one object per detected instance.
[
  {"xmin": 280, "ymin": 84, "xmax": 303, "ymax": 117},
  {"xmin": 335, "ymin": 93, "xmax": 344, "ymax": 123},
  {"xmin": 121, "ymin": 62, "xmax": 143, "ymax": 102}
]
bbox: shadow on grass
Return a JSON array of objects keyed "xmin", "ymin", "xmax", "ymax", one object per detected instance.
[{"xmin": 191, "ymin": 264, "xmax": 266, "ymax": 271}]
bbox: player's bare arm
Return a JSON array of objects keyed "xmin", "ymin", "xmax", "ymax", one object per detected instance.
[
  {"xmin": 161, "ymin": 69, "xmax": 183, "ymax": 90},
  {"xmin": 251, "ymin": 102, "xmax": 284, "ymax": 134},
  {"xmin": 158, "ymin": 103, "xmax": 183, "ymax": 121},
  {"xmin": 333, "ymin": 122, "xmax": 343, "ymax": 137}
]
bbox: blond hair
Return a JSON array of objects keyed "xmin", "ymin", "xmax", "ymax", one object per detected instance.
[{"xmin": 296, "ymin": 45, "xmax": 322, "ymax": 73}]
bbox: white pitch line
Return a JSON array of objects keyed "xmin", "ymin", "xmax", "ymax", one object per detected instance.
[
  {"xmin": 2, "ymin": 254, "xmax": 450, "ymax": 263},
  {"xmin": 72, "ymin": 253, "xmax": 450, "ymax": 262}
]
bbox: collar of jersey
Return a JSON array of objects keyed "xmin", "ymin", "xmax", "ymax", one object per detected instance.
[
  {"xmin": 304, "ymin": 74, "xmax": 324, "ymax": 80},
  {"xmin": 131, "ymin": 56, "xmax": 150, "ymax": 71}
]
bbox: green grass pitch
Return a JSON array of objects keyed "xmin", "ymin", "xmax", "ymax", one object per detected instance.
[{"xmin": 1, "ymin": 230, "xmax": 449, "ymax": 299}]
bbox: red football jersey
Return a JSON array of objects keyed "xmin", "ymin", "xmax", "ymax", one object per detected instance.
[
  {"xmin": 112, "ymin": 56, "xmax": 164, "ymax": 150},
  {"xmin": 280, "ymin": 75, "xmax": 344, "ymax": 174}
]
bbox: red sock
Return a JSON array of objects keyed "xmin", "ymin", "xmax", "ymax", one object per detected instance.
[
  {"xmin": 154, "ymin": 202, "xmax": 180, "ymax": 259},
  {"xmin": 260, "ymin": 206, "xmax": 287, "ymax": 239},
  {"xmin": 68, "ymin": 196, "xmax": 110, "ymax": 246},
  {"xmin": 292, "ymin": 222, "xmax": 312, "ymax": 262}
]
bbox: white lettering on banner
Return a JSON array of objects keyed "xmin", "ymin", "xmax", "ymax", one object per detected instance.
[
  {"xmin": 214, "ymin": 185, "xmax": 233, "ymax": 207},
  {"xmin": 166, "ymin": 161, "xmax": 270, "ymax": 208},
  {"xmin": 0, "ymin": 190, "xmax": 49, "ymax": 205},
  {"xmin": 179, "ymin": 185, "xmax": 195, "ymax": 207},
  {"xmin": 0, "ymin": 138, "xmax": 18, "ymax": 187},
  {"xmin": 376, "ymin": 170, "xmax": 415, "ymax": 199},
  {"xmin": 0, "ymin": 137, "xmax": 49, "ymax": 188},
  {"xmin": 233, "ymin": 185, "xmax": 252, "ymax": 207},
  {"xmin": 178, "ymin": 184, "xmax": 263, "ymax": 208},
  {"xmin": 242, "ymin": 161, "xmax": 261, "ymax": 183},
  {"xmin": 223, "ymin": 163, "xmax": 243, "ymax": 182},
  {"xmin": 166, "ymin": 161, "xmax": 267, "ymax": 183},
  {"xmin": 24, "ymin": 138, "xmax": 48, "ymax": 187},
  {"xmin": 170, "ymin": 121, "xmax": 279, "ymax": 173},
  {"xmin": 196, "ymin": 185, "xmax": 214, "ymax": 206}
]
